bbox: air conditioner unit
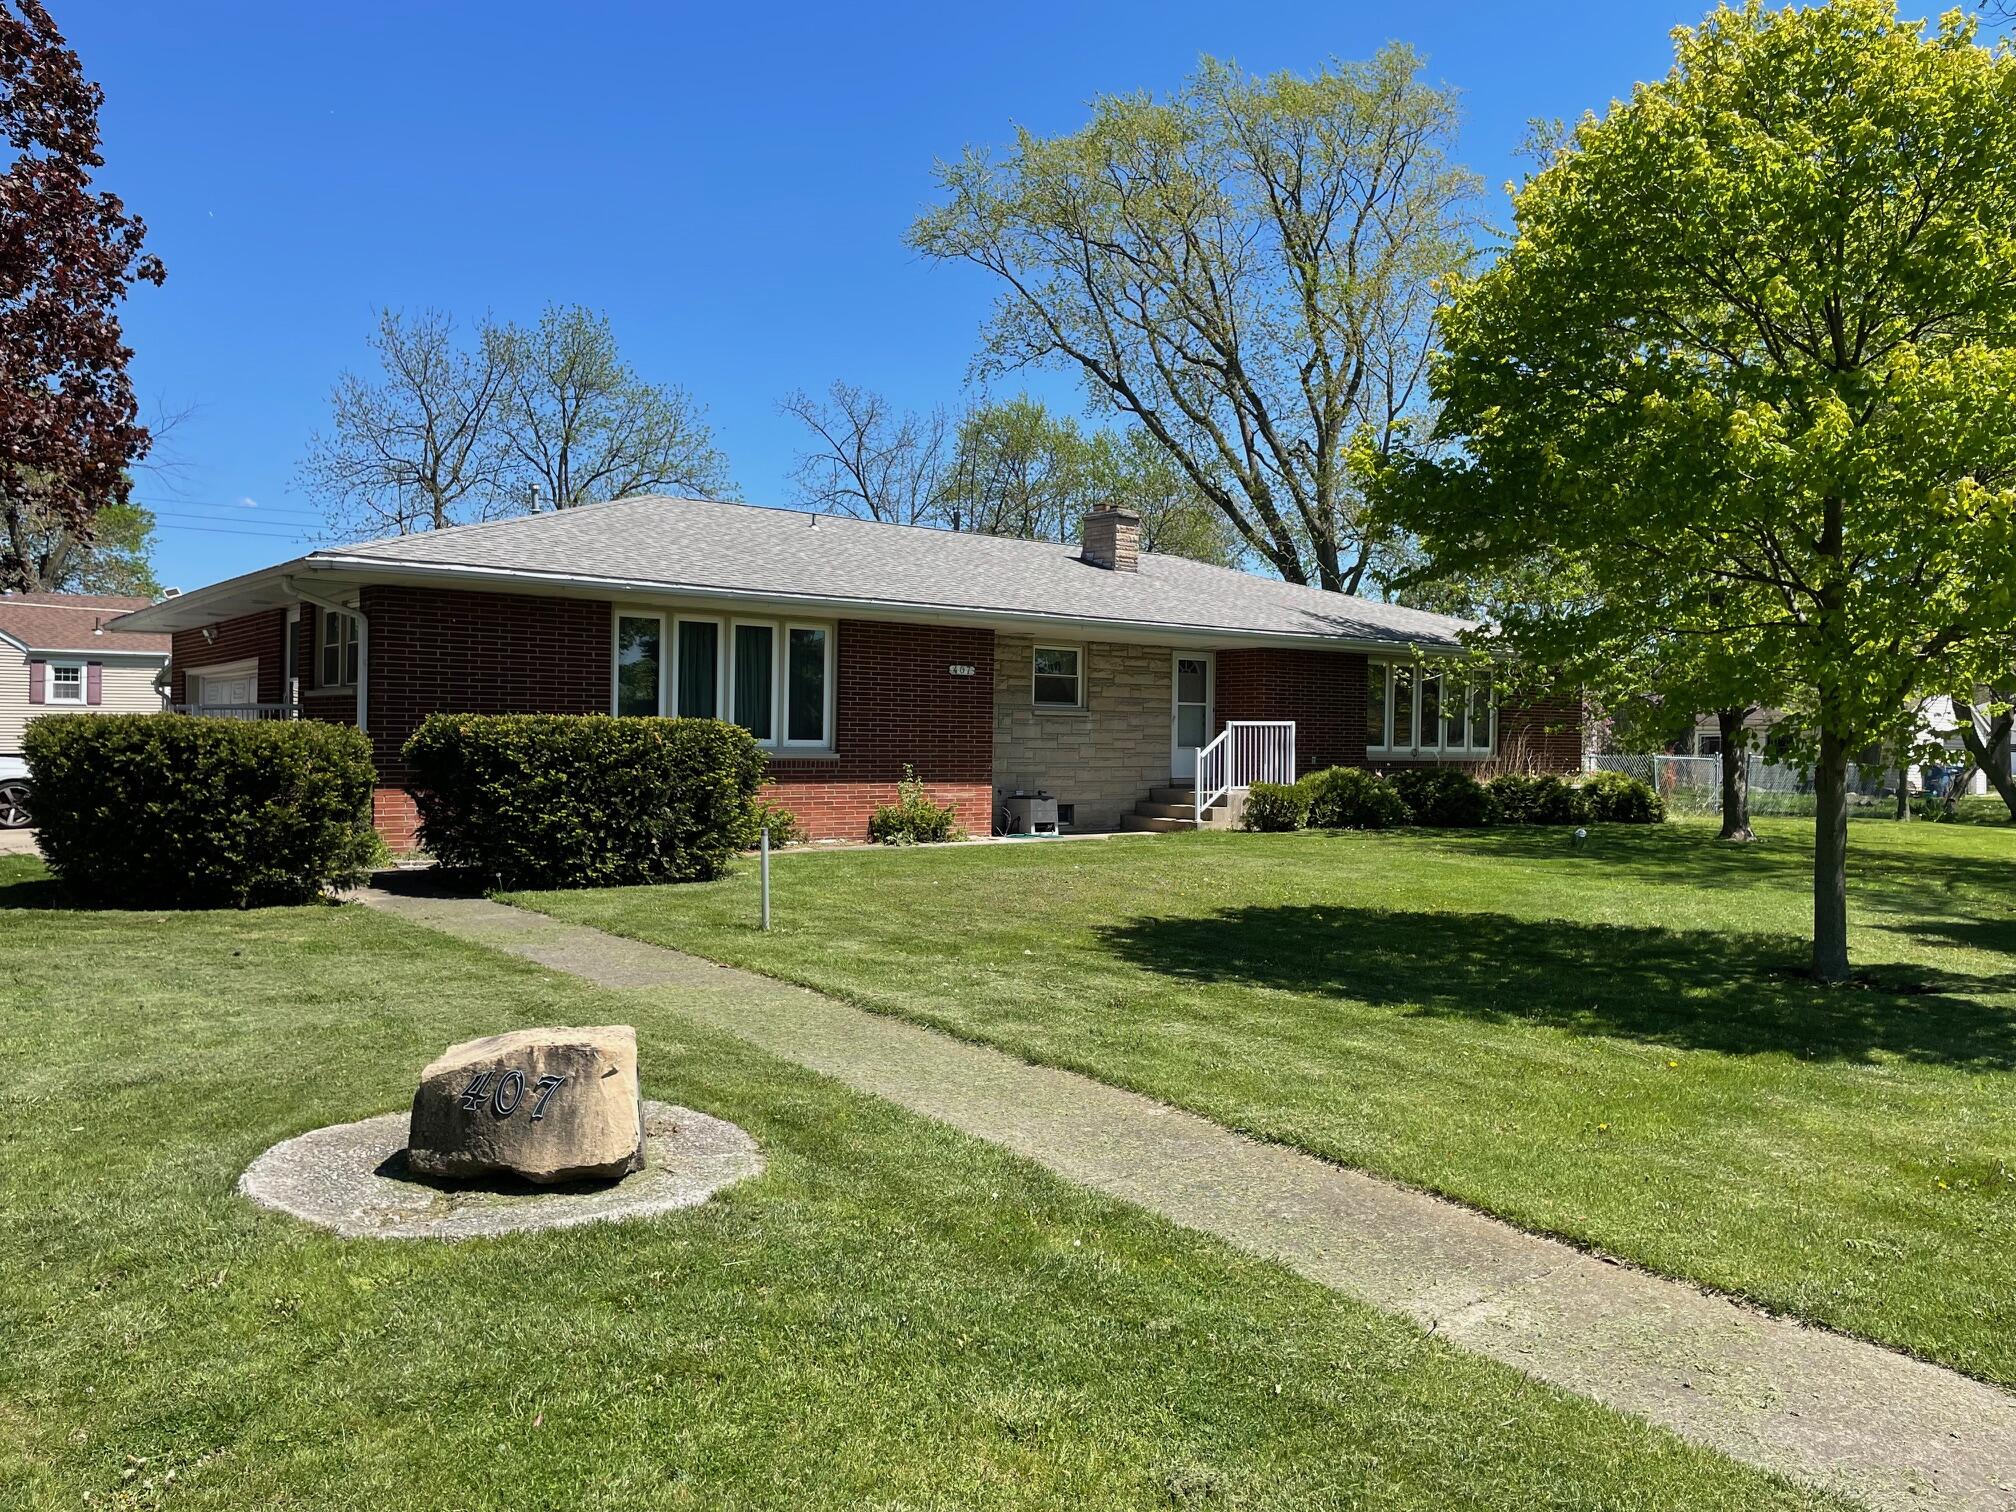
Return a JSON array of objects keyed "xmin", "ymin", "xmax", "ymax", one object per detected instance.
[{"xmin": 999, "ymin": 790, "xmax": 1060, "ymax": 837}]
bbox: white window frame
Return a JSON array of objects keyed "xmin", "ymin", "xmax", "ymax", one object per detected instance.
[
  {"xmin": 612, "ymin": 610, "xmax": 668, "ymax": 718},
  {"xmin": 46, "ymin": 660, "xmax": 86, "ymax": 704},
  {"xmin": 1032, "ymin": 643, "xmax": 1084, "ymax": 709},
  {"xmin": 319, "ymin": 609, "xmax": 360, "ymax": 689},
  {"xmin": 729, "ymin": 618, "xmax": 781, "ymax": 748},
  {"xmin": 1367, "ymin": 659, "xmax": 1495, "ymax": 758},
  {"xmin": 611, "ymin": 607, "xmax": 835, "ymax": 752},
  {"xmin": 781, "ymin": 621, "xmax": 835, "ymax": 749}
]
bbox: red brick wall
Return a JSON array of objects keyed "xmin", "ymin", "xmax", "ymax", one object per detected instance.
[
  {"xmin": 1216, "ymin": 646, "xmax": 1582, "ymax": 776},
  {"xmin": 1213, "ymin": 647, "xmax": 1369, "ymax": 775},
  {"xmin": 359, "ymin": 584, "xmax": 611, "ymax": 783},
  {"xmin": 765, "ymin": 619, "xmax": 995, "ymax": 841},
  {"xmin": 1495, "ymin": 690, "xmax": 1585, "ymax": 773},
  {"xmin": 169, "ymin": 608, "xmax": 288, "ymax": 705}
]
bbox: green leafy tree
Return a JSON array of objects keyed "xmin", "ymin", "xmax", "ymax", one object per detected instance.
[
  {"xmin": 940, "ymin": 397, "xmax": 1091, "ymax": 542},
  {"xmin": 910, "ymin": 49, "xmax": 1477, "ymax": 593},
  {"xmin": 5, "ymin": 493, "xmax": 158, "ymax": 594},
  {"xmin": 487, "ymin": 305, "xmax": 735, "ymax": 510},
  {"xmin": 1381, "ymin": 0, "xmax": 2016, "ymax": 980}
]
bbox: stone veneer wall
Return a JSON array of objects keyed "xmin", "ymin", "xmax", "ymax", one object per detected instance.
[{"xmin": 993, "ymin": 636, "xmax": 1174, "ymax": 832}]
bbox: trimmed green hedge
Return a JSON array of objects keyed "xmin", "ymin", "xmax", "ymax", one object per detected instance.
[
  {"xmin": 1388, "ymin": 767, "xmax": 1493, "ymax": 827},
  {"xmin": 1486, "ymin": 772, "xmax": 1593, "ymax": 825},
  {"xmin": 1580, "ymin": 770, "xmax": 1666, "ymax": 824},
  {"xmin": 403, "ymin": 714, "xmax": 766, "ymax": 888},
  {"xmin": 1301, "ymin": 766, "xmax": 1412, "ymax": 829},
  {"xmin": 23, "ymin": 713, "xmax": 379, "ymax": 908},
  {"xmin": 1240, "ymin": 780, "xmax": 1310, "ymax": 832}
]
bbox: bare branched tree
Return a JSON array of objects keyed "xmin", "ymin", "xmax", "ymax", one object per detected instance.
[
  {"xmin": 296, "ymin": 308, "xmax": 511, "ymax": 539},
  {"xmin": 779, "ymin": 381, "xmax": 951, "ymax": 523}
]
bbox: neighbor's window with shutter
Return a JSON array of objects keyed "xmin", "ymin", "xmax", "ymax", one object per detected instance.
[
  {"xmin": 319, "ymin": 610, "xmax": 360, "ymax": 688},
  {"xmin": 48, "ymin": 663, "xmax": 85, "ymax": 704}
]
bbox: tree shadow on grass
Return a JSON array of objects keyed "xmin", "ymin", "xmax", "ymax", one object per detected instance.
[
  {"xmin": 1094, "ymin": 904, "xmax": 2016, "ymax": 1070},
  {"xmin": 1389, "ymin": 824, "xmax": 2016, "ymax": 908}
]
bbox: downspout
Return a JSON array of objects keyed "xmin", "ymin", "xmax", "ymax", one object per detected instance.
[{"xmin": 281, "ymin": 577, "xmax": 368, "ymax": 733}]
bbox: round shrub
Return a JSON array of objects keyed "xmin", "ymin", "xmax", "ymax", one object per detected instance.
[
  {"xmin": 24, "ymin": 713, "xmax": 379, "ymax": 908},
  {"xmin": 1240, "ymin": 780, "xmax": 1310, "ymax": 832},
  {"xmin": 867, "ymin": 764, "xmax": 962, "ymax": 845},
  {"xmin": 404, "ymin": 713, "xmax": 767, "ymax": 887},
  {"xmin": 1487, "ymin": 772, "xmax": 1593, "ymax": 825},
  {"xmin": 1580, "ymin": 770, "xmax": 1666, "ymax": 824},
  {"xmin": 1387, "ymin": 767, "xmax": 1493, "ymax": 827},
  {"xmin": 1301, "ymin": 766, "xmax": 1411, "ymax": 830}
]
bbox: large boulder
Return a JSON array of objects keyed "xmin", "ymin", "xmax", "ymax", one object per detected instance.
[{"xmin": 407, "ymin": 1025, "xmax": 645, "ymax": 1185}]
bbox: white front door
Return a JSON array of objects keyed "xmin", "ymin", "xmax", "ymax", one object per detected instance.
[{"xmin": 1172, "ymin": 653, "xmax": 1213, "ymax": 779}]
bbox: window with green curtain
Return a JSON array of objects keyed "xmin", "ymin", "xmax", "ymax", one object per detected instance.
[
  {"xmin": 677, "ymin": 621, "xmax": 718, "ymax": 718},
  {"xmin": 734, "ymin": 623, "xmax": 773, "ymax": 740},
  {"xmin": 616, "ymin": 615, "xmax": 661, "ymax": 717},
  {"xmin": 1392, "ymin": 665, "xmax": 1415, "ymax": 749},
  {"xmin": 787, "ymin": 626, "xmax": 827, "ymax": 742},
  {"xmin": 1366, "ymin": 663, "xmax": 1388, "ymax": 746}
]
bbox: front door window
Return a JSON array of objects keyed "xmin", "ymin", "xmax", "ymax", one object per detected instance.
[{"xmin": 1173, "ymin": 655, "xmax": 1211, "ymax": 778}]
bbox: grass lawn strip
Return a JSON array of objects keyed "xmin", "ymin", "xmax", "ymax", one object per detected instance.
[
  {"xmin": 0, "ymin": 856, "xmax": 1821, "ymax": 1510},
  {"xmin": 508, "ymin": 818, "xmax": 2016, "ymax": 1389}
]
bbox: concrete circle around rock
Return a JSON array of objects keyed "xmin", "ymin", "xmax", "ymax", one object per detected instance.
[{"xmin": 238, "ymin": 1100, "xmax": 761, "ymax": 1240}]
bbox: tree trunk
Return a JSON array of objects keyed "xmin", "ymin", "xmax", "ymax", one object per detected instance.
[
  {"xmin": 1812, "ymin": 725, "xmax": 1851, "ymax": 983},
  {"xmin": 1716, "ymin": 709, "xmax": 1754, "ymax": 841},
  {"xmin": 1952, "ymin": 697, "xmax": 2016, "ymax": 820},
  {"xmin": 1894, "ymin": 761, "xmax": 1911, "ymax": 822}
]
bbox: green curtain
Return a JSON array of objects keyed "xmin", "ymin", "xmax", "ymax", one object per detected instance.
[
  {"xmin": 677, "ymin": 621, "xmax": 718, "ymax": 718},
  {"xmin": 734, "ymin": 624, "xmax": 773, "ymax": 739}
]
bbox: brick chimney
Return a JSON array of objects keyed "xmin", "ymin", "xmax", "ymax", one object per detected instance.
[{"xmin": 1081, "ymin": 508, "xmax": 1141, "ymax": 572}]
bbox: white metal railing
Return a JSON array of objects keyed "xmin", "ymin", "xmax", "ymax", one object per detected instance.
[
  {"xmin": 1195, "ymin": 720, "xmax": 1296, "ymax": 823},
  {"xmin": 170, "ymin": 703, "xmax": 303, "ymax": 721}
]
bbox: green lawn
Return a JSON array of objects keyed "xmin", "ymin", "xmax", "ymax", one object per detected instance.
[
  {"xmin": 0, "ymin": 855, "xmax": 1825, "ymax": 1510},
  {"xmin": 512, "ymin": 818, "xmax": 2016, "ymax": 1389}
]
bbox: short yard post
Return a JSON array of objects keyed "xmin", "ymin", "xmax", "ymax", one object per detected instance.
[{"xmin": 760, "ymin": 826, "xmax": 771, "ymax": 931}]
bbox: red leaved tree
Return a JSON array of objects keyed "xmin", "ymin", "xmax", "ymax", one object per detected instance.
[{"xmin": 0, "ymin": 0, "xmax": 163, "ymax": 592}]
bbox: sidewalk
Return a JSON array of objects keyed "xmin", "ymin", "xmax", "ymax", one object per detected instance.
[{"xmin": 360, "ymin": 885, "xmax": 2016, "ymax": 1512}]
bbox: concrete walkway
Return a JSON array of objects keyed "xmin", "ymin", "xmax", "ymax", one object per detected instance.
[{"xmin": 360, "ymin": 887, "xmax": 2016, "ymax": 1512}]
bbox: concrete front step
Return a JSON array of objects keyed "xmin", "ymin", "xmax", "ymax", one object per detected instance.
[
  {"xmin": 1135, "ymin": 801, "xmax": 1207, "ymax": 821},
  {"xmin": 1121, "ymin": 814, "xmax": 1197, "ymax": 833},
  {"xmin": 1151, "ymin": 785, "xmax": 1227, "ymax": 807}
]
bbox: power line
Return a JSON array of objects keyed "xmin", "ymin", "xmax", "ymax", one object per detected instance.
[
  {"xmin": 135, "ymin": 499, "xmax": 324, "ymax": 522},
  {"xmin": 150, "ymin": 521, "xmax": 317, "ymax": 541}
]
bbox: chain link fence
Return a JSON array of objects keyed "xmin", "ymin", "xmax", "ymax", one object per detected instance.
[{"xmin": 1585, "ymin": 753, "xmax": 1897, "ymax": 817}]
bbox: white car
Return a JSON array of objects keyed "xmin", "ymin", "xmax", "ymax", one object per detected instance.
[{"xmin": 0, "ymin": 756, "xmax": 29, "ymax": 829}]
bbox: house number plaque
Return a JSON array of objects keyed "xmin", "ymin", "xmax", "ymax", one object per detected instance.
[{"xmin": 456, "ymin": 1068, "xmax": 568, "ymax": 1121}]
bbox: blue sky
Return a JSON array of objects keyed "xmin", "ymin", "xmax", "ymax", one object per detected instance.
[{"xmin": 70, "ymin": 1, "xmax": 1709, "ymax": 590}]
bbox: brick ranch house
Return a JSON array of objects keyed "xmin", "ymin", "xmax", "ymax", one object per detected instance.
[{"xmin": 110, "ymin": 496, "xmax": 1581, "ymax": 847}]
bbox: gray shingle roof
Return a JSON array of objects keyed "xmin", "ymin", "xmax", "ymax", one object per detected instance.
[{"xmin": 318, "ymin": 495, "xmax": 1470, "ymax": 650}]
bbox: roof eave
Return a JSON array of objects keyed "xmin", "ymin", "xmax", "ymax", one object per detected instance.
[{"xmin": 305, "ymin": 552, "xmax": 1476, "ymax": 655}]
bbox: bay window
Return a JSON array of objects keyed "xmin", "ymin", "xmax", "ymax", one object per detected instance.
[
  {"xmin": 613, "ymin": 610, "xmax": 831, "ymax": 749},
  {"xmin": 1366, "ymin": 659, "xmax": 1495, "ymax": 756}
]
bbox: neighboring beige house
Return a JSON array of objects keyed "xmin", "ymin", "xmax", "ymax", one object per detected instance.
[{"xmin": 0, "ymin": 593, "xmax": 171, "ymax": 826}]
